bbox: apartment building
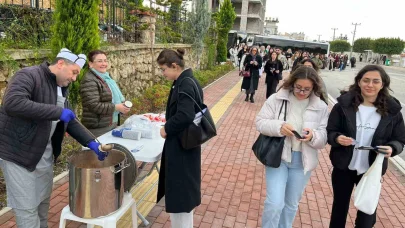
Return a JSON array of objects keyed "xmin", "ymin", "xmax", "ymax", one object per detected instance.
[
  {"xmin": 263, "ymin": 17, "xmax": 278, "ymax": 35},
  {"xmin": 209, "ymin": 0, "xmax": 267, "ymax": 35}
]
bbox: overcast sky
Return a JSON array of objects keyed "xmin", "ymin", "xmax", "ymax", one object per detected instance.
[{"xmin": 265, "ymin": 0, "xmax": 405, "ymax": 43}]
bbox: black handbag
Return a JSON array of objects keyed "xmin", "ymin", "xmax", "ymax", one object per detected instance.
[
  {"xmin": 178, "ymin": 78, "xmax": 217, "ymax": 150},
  {"xmin": 252, "ymin": 100, "xmax": 287, "ymax": 168}
]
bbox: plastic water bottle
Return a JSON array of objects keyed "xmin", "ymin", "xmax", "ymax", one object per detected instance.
[{"xmin": 112, "ymin": 128, "xmax": 141, "ymax": 140}]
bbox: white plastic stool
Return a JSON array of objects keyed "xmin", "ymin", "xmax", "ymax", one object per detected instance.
[{"xmin": 59, "ymin": 192, "xmax": 137, "ymax": 228}]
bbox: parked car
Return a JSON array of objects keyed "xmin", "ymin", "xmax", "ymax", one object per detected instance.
[{"xmin": 98, "ymin": 23, "xmax": 124, "ymax": 33}]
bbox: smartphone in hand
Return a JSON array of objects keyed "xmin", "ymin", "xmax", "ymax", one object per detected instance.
[
  {"xmin": 292, "ymin": 130, "xmax": 305, "ymax": 139},
  {"xmin": 356, "ymin": 146, "xmax": 388, "ymax": 154}
]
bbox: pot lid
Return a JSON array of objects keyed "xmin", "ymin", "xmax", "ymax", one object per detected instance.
[{"xmin": 109, "ymin": 143, "xmax": 138, "ymax": 192}]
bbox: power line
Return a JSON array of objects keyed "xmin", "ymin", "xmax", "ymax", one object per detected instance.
[
  {"xmin": 350, "ymin": 23, "xmax": 361, "ymax": 58},
  {"xmin": 331, "ymin": 28, "xmax": 338, "ymax": 41}
]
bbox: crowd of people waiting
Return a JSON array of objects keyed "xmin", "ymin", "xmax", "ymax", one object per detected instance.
[{"xmin": 235, "ymin": 44, "xmax": 405, "ymax": 228}]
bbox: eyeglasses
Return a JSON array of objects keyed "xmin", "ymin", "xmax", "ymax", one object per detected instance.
[
  {"xmin": 293, "ymin": 85, "xmax": 312, "ymax": 94},
  {"xmin": 94, "ymin": 59, "xmax": 108, "ymax": 63},
  {"xmin": 360, "ymin": 79, "xmax": 382, "ymax": 85}
]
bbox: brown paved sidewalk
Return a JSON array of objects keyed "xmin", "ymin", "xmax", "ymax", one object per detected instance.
[
  {"xmin": 146, "ymin": 76, "xmax": 405, "ymax": 228},
  {"xmin": 0, "ymin": 70, "xmax": 243, "ymax": 228},
  {"xmin": 1, "ymin": 70, "xmax": 405, "ymax": 228}
]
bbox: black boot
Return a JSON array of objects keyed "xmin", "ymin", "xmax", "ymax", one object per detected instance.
[
  {"xmin": 245, "ymin": 94, "xmax": 249, "ymax": 102},
  {"xmin": 250, "ymin": 94, "xmax": 254, "ymax": 103}
]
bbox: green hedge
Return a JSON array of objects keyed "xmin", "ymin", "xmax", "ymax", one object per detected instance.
[{"xmin": 131, "ymin": 62, "xmax": 235, "ymax": 114}]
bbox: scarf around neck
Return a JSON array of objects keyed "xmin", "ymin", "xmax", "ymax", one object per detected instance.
[{"xmin": 92, "ymin": 68, "xmax": 125, "ymax": 123}]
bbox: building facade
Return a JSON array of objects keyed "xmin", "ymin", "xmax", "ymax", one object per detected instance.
[
  {"xmin": 209, "ymin": 0, "xmax": 267, "ymax": 35},
  {"xmin": 263, "ymin": 17, "xmax": 278, "ymax": 35},
  {"xmin": 280, "ymin": 32, "xmax": 306, "ymax": 40}
]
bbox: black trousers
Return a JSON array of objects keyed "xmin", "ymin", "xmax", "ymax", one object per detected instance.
[
  {"xmin": 330, "ymin": 168, "xmax": 377, "ymax": 228},
  {"xmin": 266, "ymin": 76, "xmax": 279, "ymax": 99}
]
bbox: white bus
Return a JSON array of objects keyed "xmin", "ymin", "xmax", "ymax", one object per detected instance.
[{"xmin": 245, "ymin": 35, "xmax": 330, "ymax": 55}]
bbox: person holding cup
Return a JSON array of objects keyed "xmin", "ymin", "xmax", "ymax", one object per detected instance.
[{"xmin": 80, "ymin": 50, "xmax": 130, "ymax": 137}]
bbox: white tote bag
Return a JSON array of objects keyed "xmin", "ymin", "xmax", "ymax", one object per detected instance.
[
  {"xmin": 259, "ymin": 66, "xmax": 264, "ymax": 77},
  {"xmin": 354, "ymin": 153, "xmax": 385, "ymax": 215}
]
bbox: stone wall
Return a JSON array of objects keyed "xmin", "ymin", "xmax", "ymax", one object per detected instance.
[
  {"xmin": 0, "ymin": 44, "xmax": 196, "ymax": 103},
  {"xmin": 104, "ymin": 44, "xmax": 196, "ymax": 99},
  {"xmin": 0, "ymin": 0, "xmax": 54, "ymax": 10}
]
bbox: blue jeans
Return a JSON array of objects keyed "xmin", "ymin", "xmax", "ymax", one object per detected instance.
[{"xmin": 262, "ymin": 152, "xmax": 312, "ymax": 228}]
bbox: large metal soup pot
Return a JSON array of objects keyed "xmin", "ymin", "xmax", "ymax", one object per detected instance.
[{"xmin": 68, "ymin": 149, "xmax": 129, "ymax": 218}]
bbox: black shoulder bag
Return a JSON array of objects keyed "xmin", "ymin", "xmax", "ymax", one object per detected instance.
[
  {"xmin": 178, "ymin": 78, "xmax": 217, "ymax": 150},
  {"xmin": 252, "ymin": 100, "xmax": 287, "ymax": 168}
]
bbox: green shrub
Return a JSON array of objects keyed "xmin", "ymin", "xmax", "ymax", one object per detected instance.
[
  {"xmin": 130, "ymin": 63, "xmax": 234, "ymax": 115},
  {"xmin": 51, "ymin": 0, "xmax": 101, "ymax": 111},
  {"xmin": 0, "ymin": 4, "xmax": 53, "ymax": 49},
  {"xmin": 131, "ymin": 84, "xmax": 171, "ymax": 114}
]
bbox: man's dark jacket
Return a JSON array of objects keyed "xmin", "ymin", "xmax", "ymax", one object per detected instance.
[
  {"xmin": 0, "ymin": 62, "xmax": 94, "ymax": 172},
  {"xmin": 327, "ymin": 91, "xmax": 405, "ymax": 175}
]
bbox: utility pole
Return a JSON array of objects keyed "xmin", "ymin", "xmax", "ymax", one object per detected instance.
[
  {"xmin": 350, "ymin": 23, "xmax": 361, "ymax": 59},
  {"xmin": 331, "ymin": 28, "xmax": 338, "ymax": 41},
  {"xmin": 317, "ymin": 34, "xmax": 321, "ymax": 41}
]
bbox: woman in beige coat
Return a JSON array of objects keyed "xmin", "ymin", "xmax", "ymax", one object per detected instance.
[{"xmin": 256, "ymin": 66, "xmax": 328, "ymax": 228}]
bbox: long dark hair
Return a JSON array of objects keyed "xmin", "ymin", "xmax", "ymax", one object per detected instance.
[
  {"xmin": 270, "ymin": 52, "xmax": 278, "ymax": 61},
  {"xmin": 282, "ymin": 66, "xmax": 326, "ymax": 102},
  {"xmin": 345, "ymin": 64, "xmax": 392, "ymax": 116}
]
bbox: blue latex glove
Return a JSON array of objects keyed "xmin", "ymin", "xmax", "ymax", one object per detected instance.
[
  {"xmin": 88, "ymin": 141, "xmax": 108, "ymax": 161},
  {"xmin": 60, "ymin": 108, "xmax": 76, "ymax": 123}
]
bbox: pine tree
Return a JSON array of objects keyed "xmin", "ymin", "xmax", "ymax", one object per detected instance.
[
  {"xmin": 216, "ymin": 0, "xmax": 236, "ymax": 63},
  {"xmin": 51, "ymin": 0, "xmax": 101, "ymax": 110},
  {"xmin": 190, "ymin": 0, "xmax": 211, "ymax": 69}
]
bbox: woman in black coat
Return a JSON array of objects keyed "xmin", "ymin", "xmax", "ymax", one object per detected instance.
[
  {"xmin": 264, "ymin": 52, "xmax": 282, "ymax": 98},
  {"xmin": 241, "ymin": 46, "xmax": 262, "ymax": 103},
  {"xmin": 327, "ymin": 65, "xmax": 405, "ymax": 228},
  {"xmin": 156, "ymin": 48, "xmax": 202, "ymax": 227}
]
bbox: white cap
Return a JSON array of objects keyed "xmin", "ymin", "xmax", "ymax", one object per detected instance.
[{"xmin": 56, "ymin": 48, "xmax": 87, "ymax": 69}]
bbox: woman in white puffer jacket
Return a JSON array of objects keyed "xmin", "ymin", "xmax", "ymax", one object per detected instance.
[{"xmin": 256, "ymin": 66, "xmax": 329, "ymax": 228}]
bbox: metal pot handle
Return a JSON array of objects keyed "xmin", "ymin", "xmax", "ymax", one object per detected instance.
[{"xmin": 111, "ymin": 158, "xmax": 130, "ymax": 174}]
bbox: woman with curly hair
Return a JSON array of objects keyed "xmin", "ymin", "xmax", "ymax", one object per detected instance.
[{"xmin": 327, "ymin": 65, "xmax": 405, "ymax": 228}]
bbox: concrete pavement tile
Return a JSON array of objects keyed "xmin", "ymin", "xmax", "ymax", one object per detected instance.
[
  {"xmin": 226, "ymin": 205, "xmax": 238, "ymax": 217},
  {"xmin": 211, "ymin": 218, "xmax": 224, "ymax": 228},
  {"xmin": 201, "ymin": 211, "xmax": 215, "ymax": 224},
  {"xmin": 223, "ymin": 215, "xmax": 236, "ymax": 228},
  {"xmin": 192, "ymin": 214, "xmax": 202, "ymax": 227},
  {"xmin": 235, "ymin": 211, "xmax": 247, "ymax": 223},
  {"xmin": 300, "ymin": 212, "xmax": 311, "ymax": 225}
]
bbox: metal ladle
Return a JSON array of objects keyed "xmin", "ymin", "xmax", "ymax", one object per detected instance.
[{"xmin": 74, "ymin": 117, "xmax": 113, "ymax": 153}]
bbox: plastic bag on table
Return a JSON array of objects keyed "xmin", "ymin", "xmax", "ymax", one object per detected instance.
[{"xmin": 122, "ymin": 115, "xmax": 160, "ymax": 139}]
